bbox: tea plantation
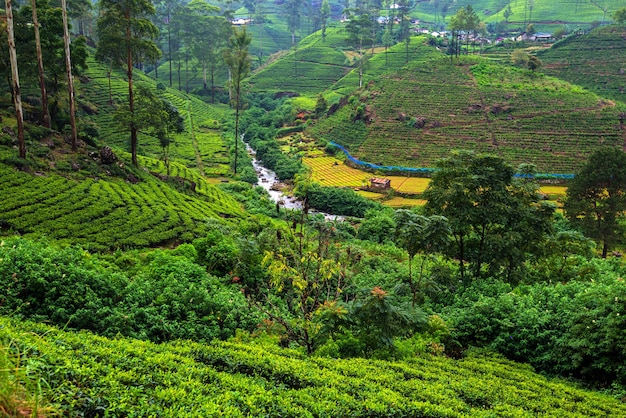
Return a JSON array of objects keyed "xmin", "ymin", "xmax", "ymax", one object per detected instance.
[
  {"xmin": 539, "ymin": 25, "xmax": 626, "ymax": 105},
  {"xmin": 3, "ymin": 317, "xmax": 626, "ymax": 417},
  {"xmin": 308, "ymin": 40, "xmax": 626, "ymax": 174}
]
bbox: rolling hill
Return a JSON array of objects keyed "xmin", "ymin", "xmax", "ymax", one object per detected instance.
[{"xmin": 304, "ymin": 36, "xmax": 626, "ymax": 175}]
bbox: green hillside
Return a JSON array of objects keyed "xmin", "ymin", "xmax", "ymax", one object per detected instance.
[
  {"xmin": 3, "ymin": 316, "xmax": 626, "ymax": 417},
  {"xmin": 539, "ymin": 25, "xmax": 626, "ymax": 105},
  {"xmin": 412, "ymin": 0, "xmax": 624, "ymax": 29},
  {"xmin": 0, "ymin": 53, "xmax": 249, "ymax": 251},
  {"xmin": 248, "ymin": 26, "xmax": 352, "ymax": 95},
  {"xmin": 308, "ymin": 37, "xmax": 626, "ymax": 174}
]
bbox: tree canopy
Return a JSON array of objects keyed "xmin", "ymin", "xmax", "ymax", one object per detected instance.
[{"xmin": 564, "ymin": 148, "xmax": 626, "ymax": 258}]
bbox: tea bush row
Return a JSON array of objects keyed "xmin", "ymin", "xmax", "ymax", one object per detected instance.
[
  {"xmin": 0, "ymin": 163, "xmax": 244, "ymax": 250},
  {"xmin": 2, "ymin": 316, "xmax": 625, "ymax": 417}
]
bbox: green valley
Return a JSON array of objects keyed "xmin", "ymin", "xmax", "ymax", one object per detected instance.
[{"xmin": 2, "ymin": 1, "xmax": 626, "ymax": 416}]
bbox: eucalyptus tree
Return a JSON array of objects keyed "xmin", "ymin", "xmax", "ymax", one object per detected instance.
[
  {"xmin": 448, "ymin": 5, "xmax": 479, "ymax": 57},
  {"xmin": 183, "ymin": 0, "xmax": 230, "ymax": 100},
  {"xmin": 61, "ymin": 0, "xmax": 78, "ymax": 149},
  {"xmin": 13, "ymin": 0, "xmax": 87, "ymax": 131},
  {"xmin": 285, "ymin": 0, "xmax": 302, "ymax": 46},
  {"xmin": 31, "ymin": 0, "xmax": 52, "ymax": 128},
  {"xmin": 223, "ymin": 27, "xmax": 251, "ymax": 175},
  {"xmin": 4, "ymin": 0, "xmax": 26, "ymax": 158},
  {"xmin": 321, "ymin": 0, "xmax": 330, "ymax": 40},
  {"xmin": 395, "ymin": 0, "xmax": 412, "ymax": 62},
  {"xmin": 345, "ymin": 8, "xmax": 372, "ymax": 87},
  {"xmin": 153, "ymin": 0, "xmax": 184, "ymax": 87},
  {"xmin": 96, "ymin": 0, "xmax": 161, "ymax": 166}
]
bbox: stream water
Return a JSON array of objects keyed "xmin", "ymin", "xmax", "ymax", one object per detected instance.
[
  {"xmin": 247, "ymin": 144, "xmax": 344, "ymax": 220},
  {"xmin": 247, "ymin": 144, "xmax": 302, "ymax": 210}
]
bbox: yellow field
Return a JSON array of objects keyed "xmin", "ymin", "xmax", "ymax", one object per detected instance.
[
  {"xmin": 303, "ymin": 157, "xmax": 430, "ymax": 194},
  {"xmin": 391, "ymin": 177, "xmax": 431, "ymax": 194},
  {"xmin": 355, "ymin": 191, "xmax": 425, "ymax": 208},
  {"xmin": 304, "ymin": 157, "xmax": 370, "ymax": 187},
  {"xmin": 297, "ymin": 157, "xmax": 570, "ymax": 209},
  {"xmin": 384, "ymin": 197, "xmax": 426, "ymax": 208},
  {"xmin": 540, "ymin": 185, "xmax": 567, "ymax": 196}
]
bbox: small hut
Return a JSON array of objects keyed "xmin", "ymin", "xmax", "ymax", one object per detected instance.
[{"xmin": 370, "ymin": 177, "xmax": 391, "ymax": 191}]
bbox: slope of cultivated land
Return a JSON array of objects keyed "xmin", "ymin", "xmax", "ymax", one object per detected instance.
[
  {"xmin": 0, "ymin": 150, "xmax": 245, "ymax": 251},
  {"xmin": 309, "ymin": 39, "xmax": 626, "ymax": 174},
  {"xmin": 539, "ymin": 25, "xmax": 626, "ymax": 105},
  {"xmin": 80, "ymin": 56, "xmax": 231, "ymax": 176},
  {"xmin": 412, "ymin": 0, "xmax": 624, "ymax": 27},
  {"xmin": 330, "ymin": 35, "xmax": 446, "ymax": 96},
  {"xmin": 3, "ymin": 316, "xmax": 626, "ymax": 417},
  {"xmin": 248, "ymin": 27, "xmax": 352, "ymax": 95}
]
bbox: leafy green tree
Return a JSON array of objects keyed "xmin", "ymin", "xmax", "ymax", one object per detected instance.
[
  {"xmin": 96, "ymin": 0, "xmax": 161, "ymax": 166},
  {"xmin": 424, "ymin": 151, "xmax": 554, "ymax": 282},
  {"xmin": 184, "ymin": 0, "xmax": 230, "ymax": 100},
  {"xmin": 564, "ymin": 148, "xmax": 626, "ymax": 258},
  {"xmin": 116, "ymin": 84, "xmax": 183, "ymax": 173},
  {"xmin": 320, "ymin": 0, "xmax": 330, "ymax": 40},
  {"xmin": 527, "ymin": 54, "xmax": 542, "ymax": 71},
  {"xmin": 261, "ymin": 219, "xmax": 347, "ymax": 354},
  {"xmin": 448, "ymin": 4, "xmax": 479, "ymax": 57},
  {"xmin": 223, "ymin": 26, "xmax": 251, "ymax": 175},
  {"xmin": 314, "ymin": 93, "xmax": 328, "ymax": 117},
  {"xmin": 357, "ymin": 208, "xmax": 396, "ymax": 243},
  {"xmin": 348, "ymin": 286, "xmax": 427, "ymax": 355}
]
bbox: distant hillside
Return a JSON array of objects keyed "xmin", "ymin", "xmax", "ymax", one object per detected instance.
[
  {"xmin": 3, "ymin": 316, "xmax": 626, "ymax": 417},
  {"xmin": 248, "ymin": 27, "xmax": 351, "ymax": 96},
  {"xmin": 539, "ymin": 25, "xmax": 626, "ymax": 105},
  {"xmin": 410, "ymin": 0, "xmax": 623, "ymax": 30},
  {"xmin": 308, "ymin": 38, "xmax": 626, "ymax": 174}
]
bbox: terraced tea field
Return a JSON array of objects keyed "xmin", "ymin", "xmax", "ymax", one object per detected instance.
[
  {"xmin": 539, "ymin": 25, "xmax": 626, "ymax": 105},
  {"xmin": 0, "ymin": 159, "xmax": 244, "ymax": 251},
  {"xmin": 311, "ymin": 45, "xmax": 626, "ymax": 174},
  {"xmin": 80, "ymin": 57, "xmax": 231, "ymax": 176}
]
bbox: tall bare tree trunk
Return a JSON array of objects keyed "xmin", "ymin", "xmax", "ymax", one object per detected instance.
[
  {"xmin": 5, "ymin": 0, "xmax": 26, "ymax": 159},
  {"xmin": 126, "ymin": 11, "xmax": 138, "ymax": 166},
  {"xmin": 31, "ymin": 0, "xmax": 51, "ymax": 128},
  {"xmin": 61, "ymin": 0, "xmax": 78, "ymax": 150}
]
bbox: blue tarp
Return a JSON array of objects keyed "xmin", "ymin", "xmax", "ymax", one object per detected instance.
[{"xmin": 327, "ymin": 142, "xmax": 575, "ymax": 179}]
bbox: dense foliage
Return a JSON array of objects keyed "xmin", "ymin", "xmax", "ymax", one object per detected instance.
[{"xmin": 0, "ymin": 237, "xmax": 262, "ymax": 342}]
